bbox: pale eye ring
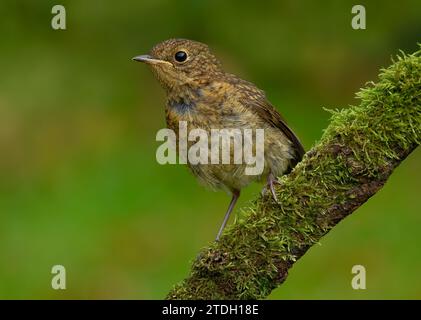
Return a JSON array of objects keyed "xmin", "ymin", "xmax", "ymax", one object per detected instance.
[{"xmin": 174, "ymin": 51, "xmax": 188, "ymax": 63}]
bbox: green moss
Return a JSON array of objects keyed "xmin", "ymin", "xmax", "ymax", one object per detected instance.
[{"xmin": 167, "ymin": 48, "xmax": 421, "ymax": 300}]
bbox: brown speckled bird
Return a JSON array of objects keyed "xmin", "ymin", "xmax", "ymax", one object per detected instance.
[{"xmin": 133, "ymin": 39, "xmax": 304, "ymax": 241}]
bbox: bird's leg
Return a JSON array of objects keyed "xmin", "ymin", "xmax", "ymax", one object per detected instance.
[
  {"xmin": 215, "ymin": 190, "xmax": 240, "ymax": 241},
  {"xmin": 261, "ymin": 172, "xmax": 281, "ymax": 202}
]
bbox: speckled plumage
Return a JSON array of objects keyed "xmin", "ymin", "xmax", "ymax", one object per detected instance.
[{"xmin": 133, "ymin": 39, "xmax": 304, "ymax": 240}]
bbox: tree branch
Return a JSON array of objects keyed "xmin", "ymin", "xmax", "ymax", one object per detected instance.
[{"xmin": 167, "ymin": 48, "xmax": 421, "ymax": 300}]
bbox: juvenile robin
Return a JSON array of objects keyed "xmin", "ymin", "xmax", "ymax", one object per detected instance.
[{"xmin": 133, "ymin": 39, "xmax": 304, "ymax": 241}]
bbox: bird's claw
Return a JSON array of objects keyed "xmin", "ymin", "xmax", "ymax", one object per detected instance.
[{"xmin": 261, "ymin": 174, "xmax": 281, "ymax": 203}]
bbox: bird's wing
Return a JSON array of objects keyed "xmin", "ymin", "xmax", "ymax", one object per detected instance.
[{"xmin": 239, "ymin": 89, "xmax": 305, "ymax": 166}]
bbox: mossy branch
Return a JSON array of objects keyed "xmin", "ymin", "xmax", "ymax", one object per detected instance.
[{"xmin": 167, "ymin": 48, "xmax": 421, "ymax": 300}]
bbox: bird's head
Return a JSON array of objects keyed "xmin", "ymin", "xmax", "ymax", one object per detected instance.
[{"xmin": 133, "ymin": 39, "xmax": 223, "ymax": 93}]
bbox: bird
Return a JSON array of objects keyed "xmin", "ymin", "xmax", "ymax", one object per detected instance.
[{"xmin": 133, "ymin": 39, "xmax": 304, "ymax": 241}]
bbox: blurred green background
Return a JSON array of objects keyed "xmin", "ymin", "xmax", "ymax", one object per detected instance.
[{"xmin": 0, "ymin": 0, "xmax": 420, "ymax": 299}]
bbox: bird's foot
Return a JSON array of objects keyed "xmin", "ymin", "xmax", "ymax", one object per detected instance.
[
  {"xmin": 261, "ymin": 173, "xmax": 281, "ymax": 203},
  {"xmin": 215, "ymin": 190, "xmax": 240, "ymax": 241}
]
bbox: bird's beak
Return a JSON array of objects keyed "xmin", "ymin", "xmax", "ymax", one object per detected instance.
[{"xmin": 132, "ymin": 55, "xmax": 172, "ymax": 66}]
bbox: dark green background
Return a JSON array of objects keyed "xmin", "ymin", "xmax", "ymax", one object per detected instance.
[{"xmin": 0, "ymin": 0, "xmax": 420, "ymax": 299}]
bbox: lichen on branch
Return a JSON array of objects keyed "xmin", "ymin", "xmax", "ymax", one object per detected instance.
[{"xmin": 167, "ymin": 48, "xmax": 421, "ymax": 300}]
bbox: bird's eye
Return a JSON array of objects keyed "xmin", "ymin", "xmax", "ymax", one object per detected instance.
[{"xmin": 174, "ymin": 51, "xmax": 188, "ymax": 63}]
